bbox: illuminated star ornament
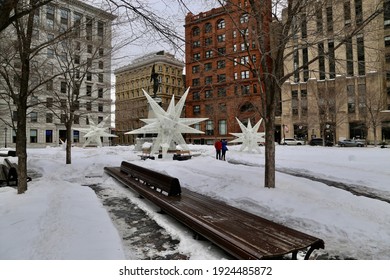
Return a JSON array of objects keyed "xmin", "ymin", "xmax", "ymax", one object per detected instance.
[
  {"xmin": 78, "ymin": 115, "xmax": 117, "ymax": 148},
  {"xmin": 126, "ymin": 88, "xmax": 208, "ymax": 158},
  {"xmin": 230, "ymin": 118, "xmax": 265, "ymax": 153}
]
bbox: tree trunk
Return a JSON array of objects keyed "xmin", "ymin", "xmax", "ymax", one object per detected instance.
[
  {"xmin": 16, "ymin": 61, "xmax": 29, "ymax": 194},
  {"xmin": 264, "ymin": 118, "xmax": 276, "ymax": 188},
  {"xmin": 66, "ymin": 122, "xmax": 72, "ymax": 164}
]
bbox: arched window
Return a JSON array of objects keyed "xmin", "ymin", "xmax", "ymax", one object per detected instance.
[
  {"xmin": 240, "ymin": 13, "xmax": 249, "ymax": 24},
  {"xmin": 205, "ymin": 22, "xmax": 212, "ymax": 33},
  {"xmin": 192, "ymin": 26, "xmax": 200, "ymax": 36},
  {"xmin": 217, "ymin": 19, "xmax": 225, "ymax": 29},
  {"xmin": 240, "ymin": 102, "xmax": 255, "ymax": 113}
]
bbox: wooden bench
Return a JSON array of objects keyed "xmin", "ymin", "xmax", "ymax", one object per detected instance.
[{"xmin": 104, "ymin": 161, "xmax": 325, "ymax": 259}]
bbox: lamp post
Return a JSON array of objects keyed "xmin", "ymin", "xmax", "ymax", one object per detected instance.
[{"xmin": 4, "ymin": 127, "xmax": 7, "ymax": 148}]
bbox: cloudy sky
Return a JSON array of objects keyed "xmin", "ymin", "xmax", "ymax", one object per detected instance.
[{"xmin": 95, "ymin": 0, "xmax": 221, "ymax": 68}]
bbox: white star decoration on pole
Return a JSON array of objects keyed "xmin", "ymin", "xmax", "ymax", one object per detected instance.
[
  {"xmin": 126, "ymin": 88, "xmax": 208, "ymax": 158},
  {"xmin": 78, "ymin": 115, "xmax": 117, "ymax": 148},
  {"xmin": 230, "ymin": 118, "xmax": 265, "ymax": 153}
]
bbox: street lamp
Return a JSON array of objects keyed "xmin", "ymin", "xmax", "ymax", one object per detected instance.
[{"xmin": 4, "ymin": 127, "xmax": 7, "ymax": 148}]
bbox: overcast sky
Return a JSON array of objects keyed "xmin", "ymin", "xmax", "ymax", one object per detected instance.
[{"xmin": 93, "ymin": 0, "xmax": 221, "ymax": 69}]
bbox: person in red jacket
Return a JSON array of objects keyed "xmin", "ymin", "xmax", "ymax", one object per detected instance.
[{"xmin": 214, "ymin": 140, "xmax": 222, "ymax": 160}]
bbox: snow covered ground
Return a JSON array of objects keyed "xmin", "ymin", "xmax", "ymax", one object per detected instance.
[{"xmin": 1, "ymin": 144, "xmax": 390, "ymax": 261}]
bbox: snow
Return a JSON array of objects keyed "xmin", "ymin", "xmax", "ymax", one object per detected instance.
[{"xmin": 1, "ymin": 144, "xmax": 390, "ymax": 261}]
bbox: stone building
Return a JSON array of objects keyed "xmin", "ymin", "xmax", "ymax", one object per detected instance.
[
  {"xmin": 184, "ymin": 0, "xmax": 263, "ymax": 145},
  {"xmin": 114, "ymin": 51, "xmax": 185, "ymax": 145},
  {"xmin": 281, "ymin": 0, "xmax": 390, "ymax": 144},
  {"xmin": 0, "ymin": 0, "xmax": 116, "ymax": 148}
]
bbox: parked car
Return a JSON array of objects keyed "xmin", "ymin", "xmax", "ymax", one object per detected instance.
[
  {"xmin": 281, "ymin": 138, "xmax": 305, "ymax": 145},
  {"xmin": 337, "ymin": 139, "xmax": 365, "ymax": 147},
  {"xmin": 308, "ymin": 138, "xmax": 334, "ymax": 146}
]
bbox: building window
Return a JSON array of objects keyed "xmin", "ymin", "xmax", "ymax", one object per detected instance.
[
  {"xmin": 346, "ymin": 38, "xmax": 354, "ymax": 76},
  {"xmin": 73, "ymin": 130, "xmax": 80, "ymax": 143},
  {"xmin": 217, "ymin": 60, "xmax": 226, "ymax": 69},
  {"xmin": 87, "ymin": 72, "xmax": 92, "ymax": 81},
  {"xmin": 385, "ymin": 0, "xmax": 390, "ymax": 28},
  {"xmin": 193, "ymin": 105, "xmax": 200, "ymax": 114},
  {"xmin": 316, "ymin": 6, "xmax": 323, "ymax": 33},
  {"xmin": 86, "ymin": 17, "xmax": 93, "ymax": 40},
  {"xmin": 192, "ymin": 26, "xmax": 200, "ymax": 36},
  {"xmin": 205, "ymin": 104, "xmax": 213, "ymax": 114},
  {"xmin": 193, "ymin": 92, "xmax": 200, "ymax": 100},
  {"xmin": 326, "ymin": 6, "xmax": 333, "ymax": 33},
  {"xmin": 205, "ymin": 90, "xmax": 213, "ymax": 99},
  {"xmin": 192, "ymin": 78, "xmax": 200, "ymax": 86},
  {"xmin": 98, "ymin": 88, "xmax": 103, "ymax": 98},
  {"xmin": 217, "ymin": 34, "xmax": 225, "ymax": 42},
  {"xmin": 86, "ymin": 85, "xmax": 92, "ymax": 96},
  {"xmin": 45, "ymin": 130, "xmax": 53, "ymax": 143},
  {"xmin": 241, "ymin": 85, "xmax": 250, "ymax": 95},
  {"xmin": 98, "ymin": 73, "xmax": 104, "ymax": 83},
  {"xmin": 46, "ymin": 113, "xmax": 53, "ymax": 123},
  {"xmin": 240, "ymin": 13, "xmax": 249, "ymax": 23},
  {"xmin": 205, "ymin": 37, "xmax": 212, "ymax": 46},
  {"xmin": 30, "ymin": 129, "xmax": 38, "ymax": 143},
  {"xmin": 219, "ymin": 103, "xmax": 227, "ymax": 113},
  {"xmin": 205, "ymin": 120, "xmax": 214, "ymax": 135},
  {"xmin": 205, "ymin": 50, "xmax": 213, "ymax": 58},
  {"xmin": 99, "ymin": 61, "xmax": 103, "ymax": 69},
  {"xmin": 355, "ymin": 0, "xmax": 363, "ymax": 26},
  {"xmin": 193, "ymin": 40, "xmax": 200, "ymax": 48},
  {"xmin": 344, "ymin": 1, "xmax": 351, "ymax": 26},
  {"xmin": 293, "ymin": 47, "xmax": 299, "ymax": 82},
  {"xmin": 60, "ymin": 81, "xmax": 67, "ymax": 93},
  {"xmin": 98, "ymin": 21, "xmax": 104, "ymax": 37},
  {"xmin": 301, "ymin": 14, "xmax": 307, "ymax": 38},
  {"xmin": 30, "ymin": 112, "xmax": 38, "ymax": 122},
  {"xmin": 98, "ymin": 104, "xmax": 103, "ymax": 112},
  {"xmin": 205, "ymin": 76, "xmax": 213, "ymax": 85},
  {"xmin": 217, "ymin": 19, "xmax": 225, "ymax": 29},
  {"xmin": 46, "ymin": 5, "xmax": 54, "ymax": 29},
  {"xmin": 74, "ymin": 13, "xmax": 82, "ymax": 37},
  {"xmin": 357, "ymin": 35, "xmax": 365, "ymax": 75},
  {"xmin": 347, "ymin": 84, "xmax": 356, "ymax": 113},
  {"xmin": 218, "ymin": 88, "xmax": 226, "ymax": 97},
  {"xmin": 205, "ymin": 23, "xmax": 212, "ymax": 33},
  {"xmin": 318, "ymin": 43, "xmax": 325, "ymax": 80},
  {"xmin": 86, "ymin": 102, "xmax": 91, "ymax": 111},
  {"xmin": 302, "ymin": 47, "xmax": 309, "ymax": 81},
  {"xmin": 328, "ymin": 41, "xmax": 335, "ymax": 79},
  {"xmin": 60, "ymin": 8, "xmax": 69, "ymax": 28},
  {"xmin": 241, "ymin": 71, "xmax": 250, "ymax": 79},
  {"xmin": 47, "ymin": 48, "xmax": 54, "ymax": 58},
  {"xmin": 217, "ymin": 47, "xmax": 226, "ymax": 55},
  {"xmin": 46, "ymin": 97, "xmax": 53, "ymax": 108},
  {"xmin": 217, "ymin": 74, "xmax": 226, "ymax": 83},
  {"xmin": 219, "ymin": 120, "xmax": 227, "ymax": 135},
  {"xmin": 192, "ymin": 65, "xmax": 200, "ymax": 73},
  {"xmin": 292, "ymin": 90, "xmax": 299, "ymax": 116},
  {"xmin": 193, "ymin": 53, "xmax": 200, "ymax": 61}
]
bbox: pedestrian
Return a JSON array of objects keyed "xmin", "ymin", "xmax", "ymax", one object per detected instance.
[
  {"xmin": 214, "ymin": 139, "xmax": 222, "ymax": 160},
  {"xmin": 221, "ymin": 139, "xmax": 228, "ymax": 161}
]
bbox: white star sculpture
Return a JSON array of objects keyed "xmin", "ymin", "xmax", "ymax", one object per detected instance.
[
  {"xmin": 78, "ymin": 115, "xmax": 117, "ymax": 148},
  {"xmin": 230, "ymin": 118, "xmax": 265, "ymax": 153},
  {"xmin": 125, "ymin": 87, "xmax": 208, "ymax": 158}
]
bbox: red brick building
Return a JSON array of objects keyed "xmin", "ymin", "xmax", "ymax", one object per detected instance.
[{"xmin": 184, "ymin": 0, "xmax": 264, "ymax": 145}]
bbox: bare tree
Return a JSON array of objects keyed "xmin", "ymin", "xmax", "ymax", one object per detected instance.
[
  {"xmin": 0, "ymin": 0, "xmax": 53, "ymax": 33},
  {"xmin": 207, "ymin": 0, "xmax": 384, "ymax": 188}
]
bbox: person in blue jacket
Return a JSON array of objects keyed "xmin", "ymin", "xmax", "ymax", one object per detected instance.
[{"xmin": 221, "ymin": 139, "xmax": 228, "ymax": 161}]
